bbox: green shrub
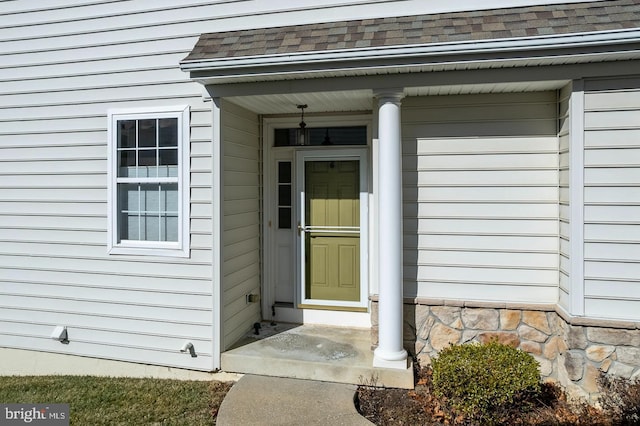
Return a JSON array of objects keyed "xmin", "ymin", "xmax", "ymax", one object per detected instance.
[{"xmin": 431, "ymin": 341, "xmax": 541, "ymax": 423}]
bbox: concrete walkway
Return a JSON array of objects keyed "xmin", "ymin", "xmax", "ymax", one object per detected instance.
[{"xmin": 216, "ymin": 374, "xmax": 374, "ymax": 425}]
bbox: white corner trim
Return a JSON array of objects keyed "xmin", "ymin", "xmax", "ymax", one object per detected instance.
[
  {"xmin": 211, "ymin": 97, "xmax": 223, "ymax": 367},
  {"xmin": 569, "ymin": 80, "xmax": 585, "ymax": 316}
]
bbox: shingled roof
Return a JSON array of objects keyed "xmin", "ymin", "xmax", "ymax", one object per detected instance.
[{"xmin": 183, "ymin": 0, "xmax": 640, "ymax": 62}]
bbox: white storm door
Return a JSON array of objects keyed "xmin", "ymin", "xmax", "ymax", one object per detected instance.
[{"xmin": 297, "ymin": 149, "xmax": 369, "ymax": 309}]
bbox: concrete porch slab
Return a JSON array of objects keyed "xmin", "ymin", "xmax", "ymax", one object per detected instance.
[{"xmin": 221, "ymin": 323, "xmax": 414, "ymax": 389}]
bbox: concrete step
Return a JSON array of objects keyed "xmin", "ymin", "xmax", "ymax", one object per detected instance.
[{"xmin": 221, "ymin": 323, "xmax": 414, "ymax": 389}]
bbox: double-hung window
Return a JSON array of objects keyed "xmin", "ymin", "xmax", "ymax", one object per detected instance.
[{"xmin": 107, "ymin": 106, "xmax": 190, "ymax": 257}]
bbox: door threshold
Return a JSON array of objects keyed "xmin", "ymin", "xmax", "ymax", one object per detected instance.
[
  {"xmin": 298, "ymin": 303, "xmax": 367, "ymax": 313},
  {"xmin": 273, "ymin": 304, "xmax": 371, "ymax": 327}
]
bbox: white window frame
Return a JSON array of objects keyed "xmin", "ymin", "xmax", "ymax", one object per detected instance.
[{"xmin": 107, "ymin": 105, "xmax": 190, "ymax": 257}]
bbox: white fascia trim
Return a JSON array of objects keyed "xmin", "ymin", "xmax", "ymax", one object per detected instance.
[
  {"xmin": 181, "ymin": 28, "xmax": 640, "ymax": 72},
  {"xmin": 189, "ymin": 50, "xmax": 640, "ymax": 87}
]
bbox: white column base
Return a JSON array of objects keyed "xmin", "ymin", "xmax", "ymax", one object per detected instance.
[{"xmin": 373, "ymin": 347, "xmax": 408, "ymax": 370}]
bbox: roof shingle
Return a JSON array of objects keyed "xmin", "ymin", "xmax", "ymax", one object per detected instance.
[{"xmin": 183, "ymin": 0, "xmax": 640, "ymax": 62}]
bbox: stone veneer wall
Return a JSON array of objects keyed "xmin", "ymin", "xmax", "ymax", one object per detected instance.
[{"xmin": 370, "ymin": 299, "xmax": 640, "ymax": 401}]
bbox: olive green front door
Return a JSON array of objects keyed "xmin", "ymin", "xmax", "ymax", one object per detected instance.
[{"xmin": 304, "ymin": 160, "xmax": 360, "ymax": 302}]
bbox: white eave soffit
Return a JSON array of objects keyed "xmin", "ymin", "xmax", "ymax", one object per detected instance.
[{"xmin": 181, "ymin": 28, "xmax": 640, "ymax": 85}]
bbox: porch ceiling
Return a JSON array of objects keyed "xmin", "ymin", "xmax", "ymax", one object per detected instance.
[{"xmin": 224, "ymin": 80, "xmax": 569, "ymax": 115}]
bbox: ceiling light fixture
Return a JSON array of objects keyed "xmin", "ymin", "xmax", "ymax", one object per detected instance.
[{"xmin": 297, "ymin": 104, "xmax": 308, "ymax": 146}]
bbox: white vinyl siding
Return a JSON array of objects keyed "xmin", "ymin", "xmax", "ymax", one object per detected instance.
[
  {"xmin": 583, "ymin": 78, "xmax": 640, "ymax": 321},
  {"xmin": 2, "ymin": 0, "xmax": 425, "ymax": 366},
  {"xmin": 402, "ymin": 92, "xmax": 559, "ymax": 303},
  {"xmin": 221, "ymin": 100, "xmax": 261, "ymax": 349},
  {"xmin": 0, "ymin": 2, "xmax": 215, "ymax": 370},
  {"xmin": 0, "ymin": 0, "xmax": 585, "ymax": 50}
]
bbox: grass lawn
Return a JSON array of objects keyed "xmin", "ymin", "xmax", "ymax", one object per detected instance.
[{"xmin": 0, "ymin": 376, "xmax": 232, "ymax": 425}]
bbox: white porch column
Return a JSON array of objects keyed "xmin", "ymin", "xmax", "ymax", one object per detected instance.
[{"xmin": 373, "ymin": 89, "xmax": 408, "ymax": 369}]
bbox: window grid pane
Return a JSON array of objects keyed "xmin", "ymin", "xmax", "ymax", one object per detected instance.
[
  {"xmin": 277, "ymin": 161, "xmax": 292, "ymax": 229},
  {"xmin": 118, "ymin": 183, "xmax": 179, "ymax": 243},
  {"xmin": 117, "ymin": 119, "xmax": 180, "ymax": 179},
  {"xmin": 159, "ymin": 118, "xmax": 178, "ymax": 147},
  {"xmin": 115, "ymin": 116, "xmax": 180, "ymax": 244},
  {"xmin": 138, "ymin": 119, "xmax": 157, "ymax": 147},
  {"xmin": 274, "ymin": 126, "xmax": 367, "ymax": 146},
  {"xmin": 118, "ymin": 120, "xmax": 136, "ymax": 148}
]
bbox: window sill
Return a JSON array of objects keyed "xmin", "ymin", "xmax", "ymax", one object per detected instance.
[{"xmin": 108, "ymin": 245, "xmax": 190, "ymax": 258}]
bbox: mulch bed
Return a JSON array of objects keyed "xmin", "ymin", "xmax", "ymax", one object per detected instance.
[{"xmin": 356, "ymin": 366, "xmax": 612, "ymax": 426}]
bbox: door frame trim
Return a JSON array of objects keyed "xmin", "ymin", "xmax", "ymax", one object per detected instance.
[
  {"xmin": 262, "ymin": 114, "xmax": 372, "ymax": 320},
  {"xmin": 296, "ymin": 148, "xmax": 369, "ymax": 309}
]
